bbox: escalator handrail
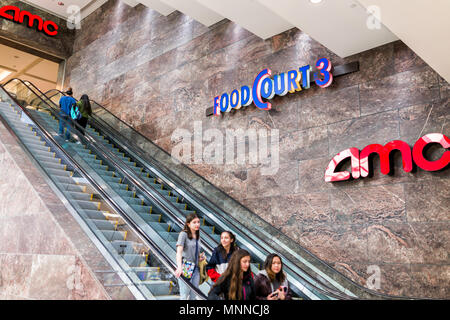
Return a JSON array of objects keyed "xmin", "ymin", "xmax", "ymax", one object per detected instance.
[{"xmin": 0, "ymin": 81, "xmax": 207, "ymax": 300}]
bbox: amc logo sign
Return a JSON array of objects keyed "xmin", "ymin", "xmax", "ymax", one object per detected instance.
[
  {"xmin": 0, "ymin": 5, "xmax": 58, "ymax": 37},
  {"xmin": 325, "ymin": 133, "xmax": 450, "ymax": 182}
]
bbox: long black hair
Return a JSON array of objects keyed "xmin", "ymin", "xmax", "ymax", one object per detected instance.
[
  {"xmin": 80, "ymin": 94, "xmax": 92, "ymax": 116},
  {"xmin": 263, "ymin": 253, "xmax": 286, "ymax": 283}
]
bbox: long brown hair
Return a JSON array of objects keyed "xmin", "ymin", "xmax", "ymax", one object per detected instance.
[
  {"xmin": 211, "ymin": 249, "xmax": 251, "ymax": 300},
  {"xmin": 183, "ymin": 213, "xmax": 200, "ymax": 240},
  {"xmin": 263, "ymin": 253, "xmax": 286, "ymax": 283}
]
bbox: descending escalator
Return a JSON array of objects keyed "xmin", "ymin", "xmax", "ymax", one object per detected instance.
[
  {"xmin": 1, "ymin": 78, "xmax": 424, "ymax": 300},
  {"xmin": 0, "ymin": 84, "xmax": 204, "ymax": 300}
]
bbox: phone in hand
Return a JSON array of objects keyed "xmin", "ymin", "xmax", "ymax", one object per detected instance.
[{"xmin": 270, "ymin": 291, "xmax": 278, "ymax": 298}]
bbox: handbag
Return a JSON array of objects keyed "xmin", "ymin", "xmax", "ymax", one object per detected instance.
[{"xmin": 181, "ymin": 239, "xmax": 198, "ymax": 279}]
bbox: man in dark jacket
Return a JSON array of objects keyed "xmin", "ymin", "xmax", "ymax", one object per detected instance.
[{"xmin": 58, "ymin": 87, "xmax": 77, "ymax": 141}]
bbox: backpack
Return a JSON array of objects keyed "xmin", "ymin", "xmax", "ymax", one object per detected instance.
[{"xmin": 70, "ymin": 102, "xmax": 82, "ymax": 120}]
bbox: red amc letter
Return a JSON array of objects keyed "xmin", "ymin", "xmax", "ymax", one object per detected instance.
[
  {"xmin": 324, "ymin": 148, "xmax": 360, "ymax": 182},
  {"xmin": 19, "ymin": 10, "xmax": 44, "ymax": 30},
  {"xmin": 43, "ymin": 20, "xmax": 58, "ymax": 36},
  {"xmin": 412, "ymin": 133, "xmax": 450, "ymax": 171},
  {"xmin": 360, "ymin": 140, "xmax": 413, "ymax": 177},
  {"xmin": 0, "ymin": 5, "xmax": 20, "ymax": 21}
]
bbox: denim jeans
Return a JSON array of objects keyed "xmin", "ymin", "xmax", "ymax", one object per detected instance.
[
  {"xmin": 178, "ymin": 268, "xmax": 200, "ymax": 300},
  {"xmin": 58, "ymin": 112, "xmax": 71, "ymax": 140}
]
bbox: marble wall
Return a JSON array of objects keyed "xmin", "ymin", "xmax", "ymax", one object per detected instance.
[
  {"xmin": 0, "ymin": 117, "xmax": 134, "ymax": 300},
  {"xmin": 65, "ymin": 0, "xmax": 449, "ymax": 298}
]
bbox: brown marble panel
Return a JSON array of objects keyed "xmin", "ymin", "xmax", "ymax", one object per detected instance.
[
  {"xmin": 240, "ymin": 197, "xmax": 274, "ymax": 225},
  {"xmin": 278, "ymin": 126, "xmax": 328, "ymax": 164},
  {"xmin": 247, "ymin": 161, "xmax": 299, "ymax": 198},
  {"xmin": 17, "ymin": 215, "xmax": 75, "ymax": 256},
  {"xmin": 440, "ymin": 76, "xmax": 449, "ymax": 99},
  {"xmin": 283, "ymin": 223, "xmax": 368, "ymax": 263},
  {"xmin": 298, "ymin": 157, "xmax": 332, "ymax": 193},
  {"xmin": 28, "ymin": 254, "xmax": 75, "ymax": 300},
  {"xmin": 247, "ymin": 99, "xmax": 298, "ymax": 135},
  {"xmin": 271, "ymin": 192, "xmax": 332, "ymax": 226},
  {"xmin": 207, "ymin": 20, "xmax": 253, "ymax": 54},
  {"xmin": 410, "ymin": 264, "xmax": 450, "ymax": 299},
  {"xmin": 367, "ymin": 222, "xmax": 449, "ymax": 264},
  {"xmin": 359, "ymin": 66, "xmax": 440, "ymax": 116},
  {"xmin": 299, "ymin": 85, "xmax": 360, "ymax": 130},
  {"xmin": 330, "ymin": 184, "xmax": 406, "ymax": 225},
  {"xmin": 0, "ymin": 254, "xmax": 32, "ymax": 297},
  {"xmin": 327, "ymin": 110, "xmax": 399, "ymax": 156},
  {"xmin": 405, "ymin": 180, "xmax": 450, "ymax": 222},
  {"xmin": 399, "ymin": 98, "xmax": 450, "ymax": 145},
  {"xmin": 393, "ymin": 41, "xmax": 427, "ymax": 74}
]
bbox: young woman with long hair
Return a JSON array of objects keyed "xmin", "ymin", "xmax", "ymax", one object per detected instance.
[
  {"xmin": 207, "ymin": 249, "xmax": 255, "ymax": 300},
  {"xmin": 175, "ymin": 213, "xmax": 205, "ymax": 300},
  {"xmin": 206, "ymin": 230, "xmax": 238, "ymax": 282},
  {"xmin": 75, "ymin": 94, "xmax": 92, "ymax": 136},
  {"xmin": 254, "ymin": 253, "xmax": 292, "ymax": 300}
]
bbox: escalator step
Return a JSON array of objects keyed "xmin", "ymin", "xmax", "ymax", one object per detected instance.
[{"xmin": 100, "ymin": 230, "xmax": 127, "ymax": 241}]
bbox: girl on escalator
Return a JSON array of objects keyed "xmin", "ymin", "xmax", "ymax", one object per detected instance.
[
  {"xmin": 254, "ymin": 253, "xmax": 292, "ymax": 300},
  {"xmin": 75, "ymin": 94, "xmax": 92, "ymax": 136},
  {"xmin": 208, "ymin": 249, "xmax": 256, "ymax": 300},
  {"xmin": 175, "ymin": 213, "xmax": 205, "ymax": 300},
  {"xmin": 206, "ymin": 230, "xmax": 238, "ymax": 282}
]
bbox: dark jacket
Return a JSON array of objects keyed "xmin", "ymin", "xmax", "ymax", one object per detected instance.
[
  {"xmin": 254, "ymin": 270, "xmax": 293, "ymax": 300},
  {"xmin": 205, "ymin": 246, "xmax": 235, "ymax": 282},
  {"xmin": 208, "ymin": 270, "xmax": 255, "ymax": 300}
]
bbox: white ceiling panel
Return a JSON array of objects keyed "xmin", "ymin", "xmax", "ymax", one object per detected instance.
[
  {"xmin": 357, "ymin": 0, "xmax": 450, "ymax": 83},
  {"xmin": 159, "ymin": 0, "xmax": 223, "ymax": 26},
  {"xmin": 20, "ymin": 0, "xmax": 109, "ymax": 21},
  {"xmin": 258, "ymin": 0, "xmax": 398, "ymax": 57},
  {"xmin": 137, "ymin": 0, "xmax": 175, "ymax": 16},
  {"xmin": 196, "ymin": 0, "xmax": 293, "ymax": 39}
]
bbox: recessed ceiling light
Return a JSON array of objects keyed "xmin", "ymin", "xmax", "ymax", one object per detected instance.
[{"xmin": 310, "ymin": 0, "xmax": 323, "ymax": 3}]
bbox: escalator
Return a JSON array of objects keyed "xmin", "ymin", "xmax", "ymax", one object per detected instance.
[
  {"xmin": 0, "ymin": 83, "xmax": 204, "ymax": 300},
  {"xmin": 1, "ymin": 78, "xmax": 422, "ymax": 300}
]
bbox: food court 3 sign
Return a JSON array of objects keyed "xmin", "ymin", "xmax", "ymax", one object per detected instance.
[{"xmin": 213, "ymin": 57, "xmax": 333, "ymax": 116}]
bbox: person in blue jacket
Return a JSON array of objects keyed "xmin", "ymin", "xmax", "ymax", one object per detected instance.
[{"xmin": 58, "ymin": 87, "xmax": 77, "ymax": 141}]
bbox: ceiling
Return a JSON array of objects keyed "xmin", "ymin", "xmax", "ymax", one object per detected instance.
[
  {"xmin": 20, "ymin": 0, "xmax": 108, "ymax": 20},
  {"xmin": 0, "ymin": 44, "xmax": 59, "ymax": 92},
  {"xmin": 19, "ymin": 0, "xmax": 450, "ymax": 82}
]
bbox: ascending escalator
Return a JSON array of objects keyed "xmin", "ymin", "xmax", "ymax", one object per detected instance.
[{"xmin": 2, "ymin": 78, "xmax": 424, "ymax": 300}]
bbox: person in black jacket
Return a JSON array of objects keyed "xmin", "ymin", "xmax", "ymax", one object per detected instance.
[
  {"xmin": 208, "ymin": 249, "xmax": 255, "ymax": 300},
  {"xmin": 254, "ymin": 253, "xmax": 292, "ymax": 300},
  {"xmin": 206, "ymin": 231, "xmax": 238, "ymax": 282}
]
